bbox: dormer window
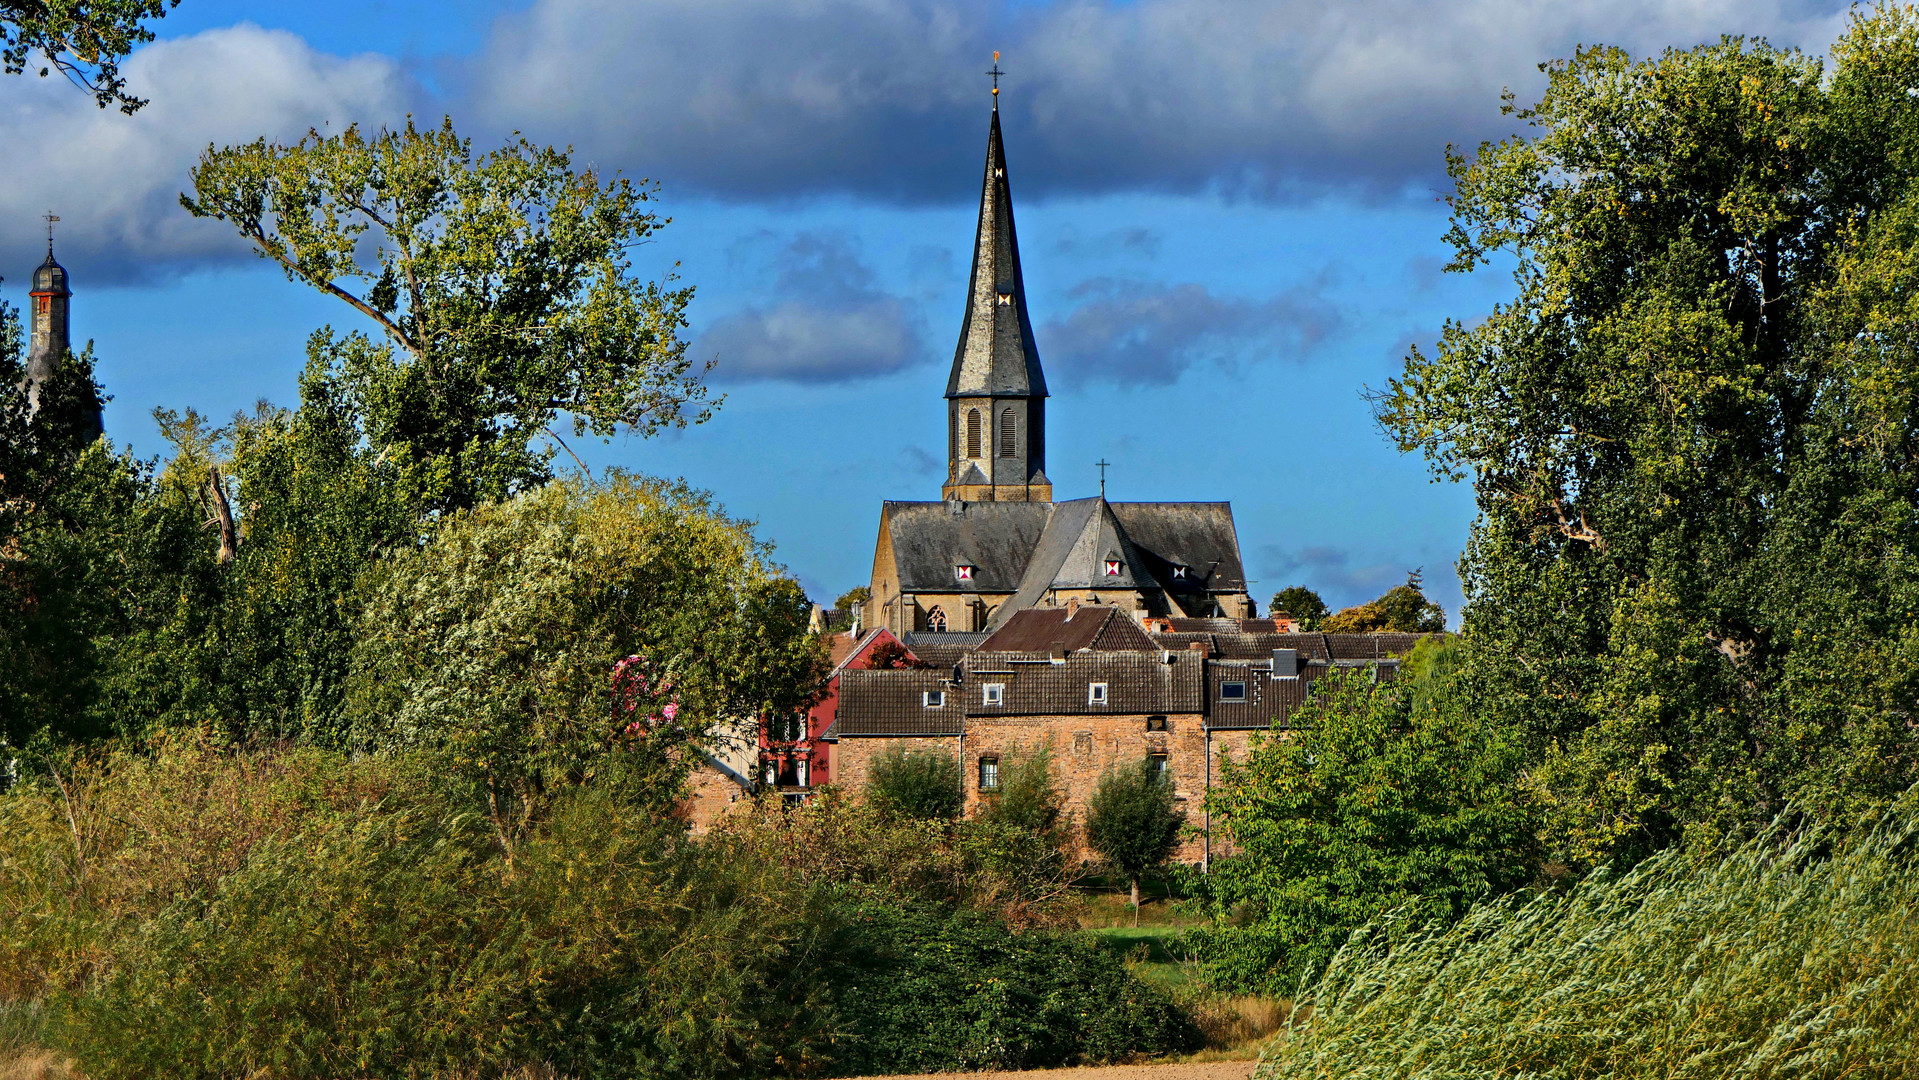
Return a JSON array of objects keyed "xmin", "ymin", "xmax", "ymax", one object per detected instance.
[
  {"xmin": 1103, "ymin": 560, "xmax": 1122, "ymax": 577},
  {"xmin": 983, "ymin": 683, "xmax": 1005, "ymax": 706},
  {"xmin": 1169, "ymin": 565, "xmax": 1189, "ymax": 581},
  {"xmin": 923, "ymin": 690, "xmax": 945, "ymax": 708},
  {"xmin": 1088, "ymin": 682, "xmax": 1109, "ymax": 705},
  {"xmin": 955, "ymin": 564, "xmax": 975, "ymax": 582}
]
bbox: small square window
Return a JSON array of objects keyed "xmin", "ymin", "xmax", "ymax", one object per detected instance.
[
  {"xmin": 955, "ymin": 564, "xmax": 975, "ymax": 582},
  {"xmin": 1088, "ymin": 682, "xmax": 1109, "ymax": 705},
  {"xmin": 1146, "ymin": 715, "xmax": 1168, "ymax": 732},
  {"xmin": 979, "ymin": 757, "xmax": 1000, "ymax": 791},
  {"xmin": 922, "ymin": 690, "xmax": 944, "ymax": 708},
  {"xmin": 1103, "ymin": 559, "xmax": 1122, "ymax": 576},
  {"xmin": 1220, "ymin": 681, "xmax": 1247, "ymax": 702},
  {"xmin": 983, "ymin": 683, "xmax": 1005, "ymax": 706}
]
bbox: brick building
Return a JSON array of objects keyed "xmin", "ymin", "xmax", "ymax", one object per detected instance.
[{"xmin": 826, "ymin": 604, "xmax": 1433, "ymax": 865}]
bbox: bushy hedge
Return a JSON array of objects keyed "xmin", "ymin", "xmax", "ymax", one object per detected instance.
[
  {"xmin": 823, "ymin": 902, "xmax": 1197, "ymax": 1074},
  {"xmin": 0, "ymin": 743, "xmax": 1190, "ymax": 1079}
]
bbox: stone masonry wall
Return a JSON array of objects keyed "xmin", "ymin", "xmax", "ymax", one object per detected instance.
[{"xmin": 832, "ymin": 722, "xmax": 1274, "ymax": 865}]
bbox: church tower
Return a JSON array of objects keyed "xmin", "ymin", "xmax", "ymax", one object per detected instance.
[
  {"xmin": 23, "ymin": 235, "xmax": 71, "ymax": 419},
  {"xmin": 942, "ymin": 97, "xmax": 1051, "ymax": 502}
]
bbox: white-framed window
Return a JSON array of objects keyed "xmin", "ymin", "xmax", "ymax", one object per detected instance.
[
  {"xmin": 983, "ymin": 683, "xmax": 1005, "ymax": 706},
  {"xmin": 922, "ymin": 690, "xmax": 945, "ymax": 708},
  {"xmin": 1220, "ymin": 681, "xmax": 1248, "ymax": 702},
  {"xmin": 955, "ymin": 564, "xmax": 975, "ymax": 582},
  {"xmin": 979, "ymin": 756, "xmax": 1000, "ymax": 791},
  {"xmin": 1103, "ymin": 559, "xmax": 1122, "ymax": 577},
  {"xmin": 1088, "ymin": 682, "xmax": 1109, "ymax": 705}
]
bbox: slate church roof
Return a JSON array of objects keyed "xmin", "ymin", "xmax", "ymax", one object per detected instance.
[
  {"xmin": 879, "ymin": 496, "xmax": 1247, "ymax": 626},
  {"xmin": 947, "ymin": 106, "xmax": 1047, "ymax": 402}
]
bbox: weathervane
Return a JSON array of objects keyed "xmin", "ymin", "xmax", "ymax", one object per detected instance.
[
  {"xmin": 43, "ymin": 211, "xmax": 59, "ymax": 253},
  {"xmin": 1096, "ymin": 458, "xmax": 1111, "ymax": 497},
  {"xmin": 987, "ymin": 51, "xmax": 1004, "ymax": 98}
]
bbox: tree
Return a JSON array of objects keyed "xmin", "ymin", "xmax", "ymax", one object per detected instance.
[
  {"xmin": 2, "ymin": 0, "xmax": 179, "ymax": 112},
  {"xmin": 1084, "ymin": 758, "xmax": 1184, "ymax": 923},
  {"xmin": 978, "ymin": 744, "xmax": 1065, "ymax": 840},
  {"xmin": 836, "ymin": 585, "xmax": 870, "ymax": 613},
  {"xmin": 349, "ymin": 474, "xmax": 824, "ymax": 853},
  {"xmin": 1270, "ymin": 586, "xmax": 1329, "ymax": 630},
  {"xmin": 865, "ymin": 639, "xmax": 931, "ymax": 671},
  {"xmin": 1373, "ymin": 7, "xmax": 1919, "ymax": 865},
  {"xmin": 183, "ymin": 119, "xmax": 714, "ymax": 516},
  {"xmin": 1321, "ymin": 571, "xmax": 1446, "ymax": 633},
  {"xmin": 866, "ymin": 744, "xmax": 963, "ymax": 821},
  {"xmin": 1196, "ymin": 667, "xmax": 1535, "ymax": 992}
]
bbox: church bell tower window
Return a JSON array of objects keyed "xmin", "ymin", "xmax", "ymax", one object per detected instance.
[
  {"xmin": 999, "ymin": 409, "xmax": 1017, "ymax": 457},
  {"xmin": 966, "ymin": 409, "xmax": 983, "ymax": 458}
]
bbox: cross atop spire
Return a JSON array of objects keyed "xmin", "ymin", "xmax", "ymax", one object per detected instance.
[{"xmin": 986, "ymin": 51, "xmax": 1004, "ymax": 102}]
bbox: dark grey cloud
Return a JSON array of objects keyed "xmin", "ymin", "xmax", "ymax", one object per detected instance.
[
  {"xmin": 0, "ymin": 25, "xmax": 415, "ymax": 284},
  {"xmin": 900, "ymin": 445, "xmax": 941, "ymax": 475},
  {"xmin": 1042, "ymin": 277, "xmax": 1341, "ymax": 385},
  {"xmin": 467, "ymin": 0, "xmax": 1852, "ymax": 202},
  {"xmin": 1053, "ymin": 226, "xmax": 1161, "ymax": 259},
  {"xmin": 693, "ymin": 231, "xmax": 928, "ymax": 383}
]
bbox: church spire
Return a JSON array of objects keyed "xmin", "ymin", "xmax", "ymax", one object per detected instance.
[
  {"xmin": 946, "ymin": 99, "xmax": 1047, "ymax": 400},
  {"xmin": 943, "ymin": 69, "xmax": 1051, "ymax": 503}
]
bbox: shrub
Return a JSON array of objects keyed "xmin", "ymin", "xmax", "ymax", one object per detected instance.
[
  {"xmin": 819, "ymin": 902, "xmax": 1197, "ymax": 1074},
  {"xmin": 864, "ymin": 743, "xmax": 963, "ymax": 821},
  {"xmin": 1258, "ymin": 798, "xmax": 1919, "ymax": 1080},
  {"xmin": 1195, "ymin": 668, "xmax": 1534, "ymax": 993},
  {"xmin": 1085, "ymin": 758, "xmax": 1185, "ymax": 920},
  {"xmin": 977, "ymin": 744, "xmax": 1065, "ymax": 839}
]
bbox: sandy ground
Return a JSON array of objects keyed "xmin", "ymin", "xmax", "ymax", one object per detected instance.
[{"xmin": 848, "ymin": 1061, "xmax": 1258, "ymax": 1080}]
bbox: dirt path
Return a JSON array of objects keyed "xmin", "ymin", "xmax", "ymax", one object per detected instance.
[{"xmin": 849, "ymin": 1061, "xmax": 1258, "ymax": 1080}]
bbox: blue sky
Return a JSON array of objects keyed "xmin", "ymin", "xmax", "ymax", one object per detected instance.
[{"xmin": 0, "ymin": 0, "xmax": 1857, "ymax": 618}]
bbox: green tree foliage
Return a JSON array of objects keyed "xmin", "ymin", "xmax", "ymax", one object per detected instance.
[
  {"xmin": 1, "ymin": 0, "xmax": 179, "ymax": 111},
  {"xmin": 1085, "ymin": 757, "xmax": 1185, "ymax": 920},
  {"xmin": 1194, "ymin": 666, "xmax": 1535, "ymax": 993},
  {"xmin": 836, "ymin": 585, "xmax": 870, "ymax": 612},
  {"xmin": 865, "ymin": 743, "xmax": 964, "ymax": 821},
  {"xmin": 1269, "ymin": 585, "xmax": 1329, "ymax": 629},
  {"xmin": 183, "ymin": 118, "xmax": 713, "ymax": 516},
  {"xmin": 979, "ymin": 744, "xmax": 1066, "ymax": 839},
  {"xmin": 1374, "ymin": 5, "xmax": 1919, "ymax": 864},
  {"xmin": 1319, "ymin": 570, "xmax": 1446, "ymax": 633},
  {"xmin": 349, "ymin": 474, "xmax": 823, "ymax": 851},
  {"xmin": 1259, "ymin": 798, "xmax": 1919, "ymax": 1080}
]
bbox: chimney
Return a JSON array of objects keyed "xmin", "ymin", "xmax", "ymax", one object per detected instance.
[
  {"xmin": 1188, "ymin": 640, "xmax": 1211, "ymax": 659},
  {"xmin": 1049, "ymin": 644, "xmax": 1066, "ymax": 664},
  {"xmin": 1066, "ymin": 598, "xmax": 1081, "ymax": 619}
]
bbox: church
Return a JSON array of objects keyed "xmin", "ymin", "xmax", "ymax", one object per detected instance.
[{"xmin": 865, "ymin": 101, "xmax": 1256, "ymax": 637}]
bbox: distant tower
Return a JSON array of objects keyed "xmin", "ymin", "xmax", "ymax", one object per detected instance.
[
  {"xmin": 21, "ymin": 218, "xmax": 97, "ymax": 435},
  {"xmin": 942, "ymin": 78, "xmax": 1051, "ymax": 503}
]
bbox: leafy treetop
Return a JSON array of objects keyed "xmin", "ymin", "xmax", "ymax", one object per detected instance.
[{"xmin": 2, "ymin": 0, "xmax": 179, "ymax": 112}]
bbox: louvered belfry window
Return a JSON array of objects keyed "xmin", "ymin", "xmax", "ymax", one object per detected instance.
[
  {"xmin": 967, "ymin": 409, "xmax": 983, "ymax": 458},
  {"xmin": 998, "ymin": 409, "xmax": 1017, "ymax": 457}
]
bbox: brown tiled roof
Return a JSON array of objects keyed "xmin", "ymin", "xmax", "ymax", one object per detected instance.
[
  {"xmin": 963, "ymin": 650, "xmax": 1203, "ymax": 716},
  {"xmin": 901, "ymin": 631, "xmax": 989, "ymax": 670},
  {"xmin": 979, "ymin": 605, "xmax": 1157, "ymax": 654},
  {"xmin": 835, "ymin": 669, "xmax": 963, "ymax": 735},
  {"xmin": 1205, "ymin": 660, "xmax": 1316, "ymax": 730}
]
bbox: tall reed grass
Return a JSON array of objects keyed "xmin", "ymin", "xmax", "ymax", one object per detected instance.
[{"xmin": 1258, "ymin": 798, "xmax": 1919, "ymax": 1079}]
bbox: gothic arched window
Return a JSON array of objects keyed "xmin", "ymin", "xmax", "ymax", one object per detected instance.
[
  {"xmin": 926, "ymin": 605, "xmax": 948, "ymax": 632},
  {"xmin": 966, "ymin": 410, "xmax": 983, "ymax": 458},
  {"xmin": 998, "ymin": 409, "xmax": 1017, "ymax": 457}
]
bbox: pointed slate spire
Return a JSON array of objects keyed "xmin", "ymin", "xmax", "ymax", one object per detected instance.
[{"xmin": 946, "ymin": 105, "xmax": 1048, "ymax": 400}]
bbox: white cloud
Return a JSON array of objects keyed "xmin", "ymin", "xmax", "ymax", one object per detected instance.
[
  {"xmin": 466, "ymin": 0, "xmax": 1854, "ymax": 200},
  {"xmin": 0, "ymin": 24, "xmax": 413, "ymax": 282}
]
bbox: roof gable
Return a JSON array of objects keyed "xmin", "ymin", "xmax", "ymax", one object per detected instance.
[{"xmin": 979, "ymin": 605, "xmax": 1159, "ymax": 653}]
